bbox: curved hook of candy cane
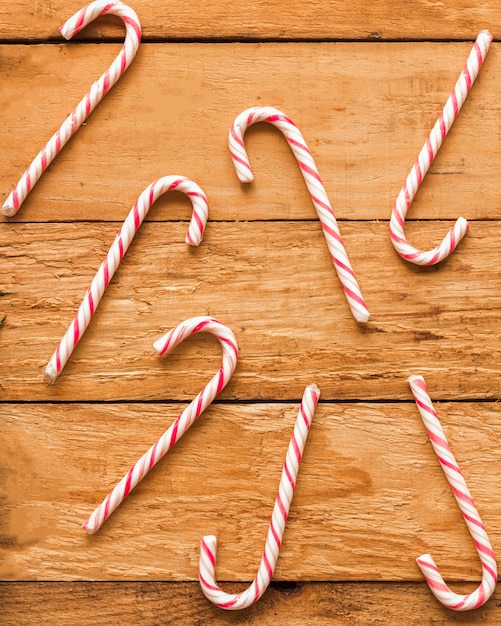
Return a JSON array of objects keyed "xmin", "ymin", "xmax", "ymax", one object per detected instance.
[
  {"xmin": 408, "ymin": 375, "xmax": 497, "ymax": 611},
  {"xmin": 82, "ymin": 316, "xmax": 238, "ymax": 534},
  {"xmin": 199, "ymin": 383, "xmax": 320, "ymax": 610},
  {"xmin": 2, "ymin": 0, "xmax": 141, "ymax": 217},
  {"xmin": 390, "ymin": 30, "xmax": 492, "ymax": 266},
  {"xmin": 229, "ymin": 106, "xmax": 369, "ymax": 324},
  {"xmin": 44, "ymin": 176, "xmax": 208, "ymax": 384}
]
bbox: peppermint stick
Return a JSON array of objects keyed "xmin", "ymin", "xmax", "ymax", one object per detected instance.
[
  {"xmin": 83, "ymin": 316, "xmax": 239, "ymax": 534},
  {"xmin": 3, "ymin": 0, "xmax": 141, "ymax": 216},
  {"xmin": 45, "ymin": 176, "xmax": 209, "ymax": 383},
  {"xmin": 390, "ymin": 31, "xmax": 492, "ymax": 265},
  {"xmin": 199, "ymin": 383, "xmax": 320, "ymax": 610},
  {"xmin": 408, "ymin": 375, "xmax": 497, "ymax": 610},
  {"xmin": 230, "ymin": 106, "xmax": 369, "ymax": 323}
]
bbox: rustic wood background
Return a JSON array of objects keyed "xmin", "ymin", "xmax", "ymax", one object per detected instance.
[{"xmin": 2, "ymin": 1, "xmax": 501, "ymax": 623}]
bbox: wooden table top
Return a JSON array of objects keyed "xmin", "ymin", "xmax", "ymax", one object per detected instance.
[{"xmin": 2, "ymin": 1, "xmax": 501, "ymax": 623}]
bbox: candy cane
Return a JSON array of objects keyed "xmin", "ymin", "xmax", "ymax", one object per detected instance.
[
  {"xmin": 390, "ymin": 31, "xmax": 492, "ymax": 265},
  {"xmin": 82, "ymin": 316, "xmax": 238, "ymax": 534},
  {"xmin": 408, "ymin": 375, "xmax": 497, "ymax": 610},
  {"xmin": 2, "ymin": 0, "xmax": 141, "ymax": 217},
  {"xmin": 44, "ymin": 176, "xmax": 208, "ymax": 383},
  {"xmin": 199, "ymin": 383, "xmax": 320, "ymax": 610},
  {"xmin": 230, "ymin": 106, "xmax": 369, "ymax": 324}
]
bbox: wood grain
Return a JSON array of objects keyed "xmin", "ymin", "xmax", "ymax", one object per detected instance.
[
  {"xmin": 1, "ymin": 221, "xmax": 500, "ymax": 401},
  {"xmin": 2, "ymin": 8, "xmax": 501, "ymax": 623},
  {"xmin": 2, "ymin": 402, "xmax": 500, "ymax": 581},
  {"xmin": 2, "ymin": 582, "xmax": 501, "ymax": 625},
  {"xmin": 0, "ymin": 43, "xmax": 498, "ymax": 223},
  {"xmin": 0, "ymin": 1, "xmax": 499, "ymax": 41}
]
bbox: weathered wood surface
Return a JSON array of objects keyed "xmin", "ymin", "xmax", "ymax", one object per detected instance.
[
  {"xmin": 0, "ymin": 43, "xmax": 497, "ymax": 223},
  {"xmin": 2, "ymin": 5, "xmax": 501, "ymax": 624},
  {"xmin": 2, "ymin": 402, "xmax": 500, "ymax": 581},
  {"xmin": 0, "ymin": 1, "xmax": 499, "ymax": 41},
  {"xmin": 1, "ymin": 221, "xmax": 500, "ymax": 401},
  {"xmin": 2, "ymin": 582, "xmax": 501, "ymax": 625}
]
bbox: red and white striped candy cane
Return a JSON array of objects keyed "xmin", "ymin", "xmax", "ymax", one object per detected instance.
[
  {"xmin": 230, "ymin": 107, "xmax": 369, "ymax": 324},
  {"xmin": 390, "ymin": 31, "xmax": 492, "ymax": 265},
  {"xmin": 408, "ymin": 375, "xmax": 497, "ymax": 611},
  {"xmin": 2, "ymin": 0, "xmax": 141, "ymax": 217},
  {"xmin": 44, "ymin": 176, "xmax": 208, "ymax": 383},
  {"xmin": 82, "ymin": 316, "xmax": 238, "ymax": 534},
  {"xmin": 199, "ymin": 383, "xmax": 320, "ymax": 610}
]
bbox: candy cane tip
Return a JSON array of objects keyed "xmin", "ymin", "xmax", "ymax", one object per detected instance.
[
  {"xmin": 58, "ymin": 24, "xmax": 71, "ymax": 40},
  {"xmin": 457, "ymin": 216, "xmax": 470, "ymax": 232},
  {"xmin": 201, "ymin": 534, "xmax": 218, "ymax": 550},
  {"xmin": 416, "ymin": 554, "xmax": 438, "ymax": 575},
  {"xmin": 184, "ymin": 234, "xmax": 203, "ymax": 247},
  {"xmin": 306, "ymin": 382, "xmax": 320, "ymax": 394},
  {"xmin": 355, "ymin": 310, "xmax": 370, "ymax": 324},
  {"xmin": 407, "ymin": 374, "xmax": 422, "ymax": 384},
  {"xmin": 81, "ymin": 518, "xmax": 97, "ymax": 534},
  {"xmin": 43, "ymin": 364, "xmax": 58, "ymax": 385},
  {"xmin": 238, "ymin": 173, "xmax": 255, "ymax": 184},
  {"xmin": 152, "ymin": 337, "xmax": 166, "ymax": 356},
  {"xmin": 1, "ymin": 200, "xmax": 16, "ymax": 217}
]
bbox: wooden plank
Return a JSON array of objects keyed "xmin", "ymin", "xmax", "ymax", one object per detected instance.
[
  {"xmin": 1, "ymin": 221, "xmax": 499, "ymax": 401},
  {"xmin": 2, "ymin": 581, "xmax": 501, "ymax": 625},
  {"xmin": 3, "ymin": 5, "xmax": 501, "ymax": 623},
  {"xmin": 0, "ymin": 43, "xmax": 497, "ymax": 223},
  {"xmin": 1, "ymin": 402, "xmax": 500, "ymax": 581},
  {"xmin": 0, "ymin": 1, "xmax": 499, "ymax": 41}
]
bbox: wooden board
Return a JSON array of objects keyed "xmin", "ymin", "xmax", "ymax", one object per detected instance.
[
  {"xmin": 2, "ymin": 402, "xmax": 501, "ymax": 581},
  {"xmin": 0, "ymin": 1, "xmax": 500, "ymax": 40},
  {"xmin": 3, "ymin": 582, "xmax": 501, "ymax": 625},
  {"xmin": 2, "ymin": 3, "xmax": 501, "ymax": 624},
  {"xmin": 0, "ymin": 43, "xmax": 497, "ymax": 223},
  {"xmin": 0, "ymin": 221, "xmax": 500, "ymax": 401}
]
